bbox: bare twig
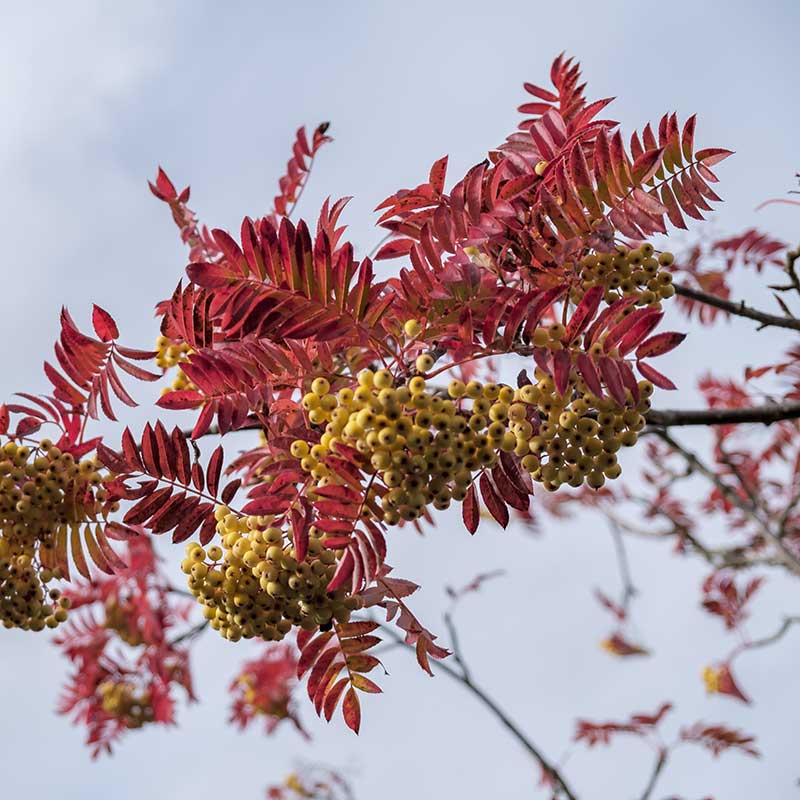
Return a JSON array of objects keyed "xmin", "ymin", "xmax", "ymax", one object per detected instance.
[
  {"xmin": 674, "ymin": 282, "xmax": 800, "ymax": 330},
  {"xmin": 645, "ymin": 403, "xmax": 800, "ymax": 429},
  {"xmin": 742, "ymin": 615, "xmax": 800, "ymax": 653},
  {"xmin": 443, "ymin": 610, "xmax": 472, "ymax": 683},
  {"xmin": 609, "ymin": 520, "xmax": 637, "ymax": 614},
  {"xmin": 639, "ymin": 749, "xmax": 668, "ymax": 800},
  {"xmin": 168, "ymin": 620, "xmax": 209, "ymax": 647},
  {"xmin": 379, "ymin": 623, "xmax": 578, "ymax": 800},
  {"xmin": 778, "ymin": 483, "xmax": 800, "ymax": 538},
  {"xmin": 653, "ymin": 429, "xmax": 800, "ymax": 576}
]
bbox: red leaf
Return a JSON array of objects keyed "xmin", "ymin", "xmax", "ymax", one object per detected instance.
[
  {"xmin": 479, "ymin": 473, "xmax": 509, "ymax": 528},
  {"xmin": 206, "ymin": 445, "xmax": 223, "ymax": 498},
  {"xmin": 0, "ymin": 404, "xmax": 8, "ymax": 436},
  {"xmin": 491, "ymin": 463, "xmax": 530, "ymax": 512},
  {"xmin": 576, "ymin": 352, "xmax": 603, "ymax": 397},
  {"xmin": 552, "ymin": 349, "xmax": 571, "ymax": 396},
  {"xmin": 599, "ymin": 357, "xmax": 627, "ymax": 406},
  {"xmin": 291, "ymin": 505, "xmax": 310, "ymax": 562},
  {"xmin": 428, "ymin": 155, "xmax": 448, "ymax": 195},
  {"xmin": 150, "ymin": 167, "xmax": 177, "ymax": 199},
  {"xmin": 91, "ymin": 305, "xmax": 119, "ymax": 341},
  {"xmin": 123, "ymin": 486, "xmax": 173, "ymax": 526},
  {"xmin": 156, "ymin": 390, "xmax": 204, "ymax": 410},
  {"xmin": 350, "ymin": 673, "xmax": 382, "ymax": 693},
  {"xmin": 695, "ymin": 148, "xmax": 734, "ymax": 168},
  {"xmin": 338, "ymin": 621, "xmax": 380, "ymax": 638},
  {"xmin": 297, "ymin": 631, "xmax": 334, "ymax": 678},
  {"xmin": 374, "ymin": 238, "xmax": 414, "ymax": 260},
  {"xmin": 564, "ymin": 285, "xmax": 604, "ymax": 344},
  {"xmin": 323, "ymin": 678, "xmax": 349, "ymax": 722},
  {"xmin": 342, "ymin": 687, "xmax": 361, "ymax": 734},
  {"xmin": 523, "ymin": 82, "xmax": 558, "ymax": 102},
  {"xmin": 617, "ymin": 309, "xmax": 664, "ymax": 356},
  {"xmin": 462, "ymin": 484, "xmax": 479, "ymax": 534},
  {"xmin": 186, "ymin": 263, "xmax": 235, "ymax": 289},
  {"xmin": 637, "ymin": 360, "xmax": 677, "ymax": 390},
  {"xmin": 242, "ymin": 496, "xmax": 291, "ymax": 516},
  {"xmin": 327, "ymin": 549, "xmax": 355, "ymax": 593},
  {"xmin": 635, "ymin": 332, "xmax": 687, "ymax": 360},
  {"xmin": 15, "ymin": 416, "xmax": 42, "ymax": 437},
  {"xmin": 631, "ymin": 146, "xmax": 665, "ymax": 184}
]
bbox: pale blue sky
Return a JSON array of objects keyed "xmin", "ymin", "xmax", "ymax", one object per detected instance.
[{"xmin": 2, "ymin": 2, "xmax": 799, "ymax": 798}]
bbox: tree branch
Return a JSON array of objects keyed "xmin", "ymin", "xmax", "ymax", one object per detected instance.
[
  {"xmin": 168, "ymin": 619, "xmax": 209, "ymax": 647},
  {"xmin": 379, "ymin": 623, "xmax": 578, "ymax": 800},
  {"xmin": 188, "ymin": 402, "xmax": 800, "ymax": 444},
  {"xmin": 652, "ymin": 429, "xmax": 800, "ymax": 576},
  {"xmin": 674, "ymin": 282, "xmax": 800, "ymax": 330},
  {"xmin": 609, "ymin": 520, "xmax": 637, "ymax": 614},
  {"xmin": 639, "ymin": 749, "xmax": 668, "ymax": 800},
  {"xmin": 645, "ymin": 402, "xmax": 800, "ymax": 428},
  {"xmin": 743, "ymin": 615, "xmax": 800, "ymax": 652}
]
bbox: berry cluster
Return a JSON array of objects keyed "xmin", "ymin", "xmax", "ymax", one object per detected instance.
[
  {"xmin": 0, "ymin": 544, "xmax": 70, "ymax": 630},
  {"xmin": 294, "ymin": 370, "xmax": 497, "ymax": 524},
  {"xmin": 155, "ymin": 335, "xmax": 195, "ymax": 394},
  {"xmin": 98, "ymin": 680, "xmax": 155, "ymax": 729},
  {"xmin": 510, "ymin": 363, "xmax": 651, "ymax": 492},
  {"xmin": 182, "ymin": 509, "xmax": 359, "ymax": 643},
  {"xmin": 235, "ymin": 671, "xmax": 292, "ymax": 720},
  {"xmin": 0, "ymin": 439, "xmax": 112, "ymax": 630},
  {"xmin": 104, "ymin": 597, "xmax": 145, "ymax": 647},
  {"xmin": 571, "ymin": 244, "xmax": 675, "ymax": 307},
  {"xmin": 293, "ymin": 362, "xmax": 651, "ymax": 524}
]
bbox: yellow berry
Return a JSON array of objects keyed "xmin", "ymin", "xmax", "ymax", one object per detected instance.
[
  {"xmin": 415, "ymin": 353, "xmax": 435, "ymax": 373},
  {"xmin": 311, "ymin": 377, "xmax": 330, "ymax": 396},
  {"xmin": 404, "ymin": 319, "xmax": 422, "ymax": 337}
]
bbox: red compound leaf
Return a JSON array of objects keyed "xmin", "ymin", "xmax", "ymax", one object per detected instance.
[{"xmin": 97, "ymin": 425, "xmax": 239, "ymax": 542}]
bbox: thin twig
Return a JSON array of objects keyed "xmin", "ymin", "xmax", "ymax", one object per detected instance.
[
  {"xmin": 742, "ymin": 615, "xmax": 800, "ymax": 653},
  {"xmin": 653, "ymin": 429, "xmax": 800, "ymax": 576},
  {"xmin": 443, "ymin": 610, "xmax": 472, "ymax": 683},
  {"xmin": 169, "ymin": 620, "xmax": 209, "ymax": 647},
  {"xmin": 778, "ymin": 483, "xmax": 800, "ymax": 538},
  {"xmin": 609, "ymin": 520, "xmax": 636, "ymax": 613},
  {"xmin": 639, "ymin": 749, "xmax": 668, "ymax": 800},
  {"xmin": 674, "ymin": 282, "xmax": 800, "ymax": 330},
  {"xmin": 379, "ymin": 623, "xmax": 578, "ymax": 800}
]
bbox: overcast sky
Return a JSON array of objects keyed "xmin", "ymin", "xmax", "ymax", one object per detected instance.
[{"xmin": 2, "ymin": 2, "xmax": 800, "ymax": 799}]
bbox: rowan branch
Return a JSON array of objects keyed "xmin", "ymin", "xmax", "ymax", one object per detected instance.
[
  {"xmin": 645, "ymin": 402, "xmax": 800, "ymax": 428},
  {"xmin": 187, "ymin": 402, "xmax": 800, "ymax": 443},
  {"xmin": 742, "ymin": 615, "xmax": 800, "ymax": 652},
  {"xmin": 639, "ymin": 749, "xmax": 668, "ymax": 800},
  {"xmin": 674, "ymin": 282, "xmax": 800, "ymax": 330},
  {"xmin": 608, "ymin": 510, "xmax": 786, "ymax": 570},
  {"xmin": 609, "ymin": 520, "xmax": 637, "ymax": 615},
  {"xmin": 652, "ymin": 429, "xmax": 800, "ymax": 576},
  {"xmin": 168, "ymin": 619, "xmax": 209, "ymax": 647},
  {"xmin": 379, "ymin": 622, "xmax": 578, "ymax": 800}
]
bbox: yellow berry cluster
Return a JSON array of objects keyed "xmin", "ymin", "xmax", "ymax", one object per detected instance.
[
  {"xmin": 509, "ymin": 364, "xmax": 651, "ymax": 492},
  {"xmin": 98, "ymin": 680, "xmax": 155, "ymax": 728},
  {"xmin": 236, "ymin": 672, "xmax": 290, "ymax": 718},
  {"xmin": 104, "ymin": 598, "xmax": 145, "ymax": 646},
  {"xmin": 155, "ymin": 335, "xmax": 195, "ymax": 395},
  {"xmin": 294, "ymin": 370, "xmax": 498, "ymax": 524},
  {"xmin": 181, "ymin": 509, "xmax": 359, "ymax": 643},
  {"xmin": 570, "ymin": 244, "xmax": 675, "ymax": 307},
  {"xmin": 0, "ymin": 542, "xmax": 70, "ymax": 630},
  {"xmin": 293, "ymin": 357, "xmax": 652, "ymax": 521},
  {"xmin": 0, "ymin": 439, "xmax": 111, "ymax": 630}
]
